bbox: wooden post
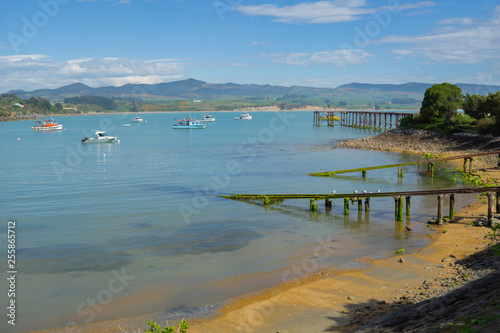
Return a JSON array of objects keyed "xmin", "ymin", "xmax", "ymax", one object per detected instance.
[
  {"xmin": 310, "ymin": 198, "xmax": 318, "ymax": 211},
  {"xmin": 437, "ymin": 194, "xmax": 444, "ymax": 224},
  {"xmin": 498, "ymin": 154, "xmax": 500, "ymax": 168},
  {"xmin": 405, "ymin": 196, "xmax": 411, "ymax": 217},
  {"xmin": 325, "ymin": 198, "xmax": 332, "ymax": 210},
  {"xmin": 362, "ymin": 170, "xmax": 367, "ymax": 178},
  {"xmin": 463, "ymin": 158, "xmax": 467, "ymax": 173},
  {"xmin": 365, "ymin": 197, "xmax": 370, "ymax": 213},
  {"xmin": 449, "ymin": 194, "xmax": 455, "ymax": 219},
  {"xmin": 344, "ymin": 198, "xmax": 349, "ymax": 215},
  {"xmin": 264, "ymin": 196, "xmax": 270, "ymax": 206},
  {"xmin": 397, "ymin": 197, "xmax": 404, "ymax": 221},
  {"xmin": 430, "ymin": 163, "xmax": 434, "ymax": 176},
  {"xmin": 469, "ymin": 158, "xmax": 473, "ymax": 174},
  {"xmin": 394, "ymin": 197, "xmax": 399, "ymax": 218},
  {"xmin": 488, "ymin": 192, "xmax": 494, "ymax": 227},
  {"xmin": 496, "ymin": 191, "xmax": 500, "ymax": 213},
  {"xmin": 358, "ymin": 199, "xmax": 363, "ymax": 212}
]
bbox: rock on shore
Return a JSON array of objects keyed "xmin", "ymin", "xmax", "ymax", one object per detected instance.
[{"xmin": 341, "ymin": 128, "xmax": 500, "ymax": 154}]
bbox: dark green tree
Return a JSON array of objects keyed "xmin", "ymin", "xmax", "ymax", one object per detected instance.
[
  {"xmin": 485, "ymin": 91, "xmax": 500, "ymax": 117},
  {"xmin": 420, "ymin": 83, "xmax": 463, "ymax": 121},
  {"xmin": 463, "ymin": 93, "xmax": 487, "ymax": 120}
]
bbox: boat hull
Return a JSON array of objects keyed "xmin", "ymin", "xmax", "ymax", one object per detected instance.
[
  {"xmin": 32, "ymin": 124, "xmax": 63, "ymax": 131},
  {"xmin": 81, "ymin": 138, "xmax": 117, "ymax": 144},
  {"xmin": 172, "ymin": 124, "xmax": 206, "ymax": 129}
]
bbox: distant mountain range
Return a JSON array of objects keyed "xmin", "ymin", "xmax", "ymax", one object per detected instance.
[{"xmin": 7, "ymin": 79, "xmax": 500, "ymax": 102}]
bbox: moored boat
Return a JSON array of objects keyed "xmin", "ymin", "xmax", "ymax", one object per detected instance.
[
  {"xmin": 235, "ymin": 113, "xmax": 252, "ymax": 120},
  {"xmin": 32, "ymin": 118, "xmax": 63, "ymax": 131},
  {"xmin": 81, "ymin": 131, "xmax": 118, "ymax": 143},
  {"xmin": 198, "ymin": 114, "xmax": 215, "ymax": 122},
  {"xmin": 172, "ymin": 117, "xmax": 206, "ymax": 129},
  {"xmin": 131, "ymin": 116, "xmax": 144, "ymax": 123}
]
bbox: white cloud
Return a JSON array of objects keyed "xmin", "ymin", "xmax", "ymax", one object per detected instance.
[
  {"xmin": 438, "ymin": 17, "xmax": 473, "ymax": 25},
  {"xmin": 263, "ymin": 49, "xmax": 372, "ymax": 67},
  {"xmin": 379, "ymin": 7, "xmax": 500, "ymax": 65},
  {"xmin": 234, "ymin": 0, "xmax": 436, "ymax": 24},
  {"xmin": 0, "ymin": 55, "xmax": 190, "ymax": 92}
]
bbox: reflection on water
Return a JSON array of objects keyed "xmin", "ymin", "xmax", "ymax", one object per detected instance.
[{"xmin": 18, "ymin": 244, "xmax": 132, "ymax": 274}]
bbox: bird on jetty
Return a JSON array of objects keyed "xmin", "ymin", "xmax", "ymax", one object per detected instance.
[
  {"xmin": 363, "ymin": 190, "xmax": 367, "ymax": 193},
  {"xmin": 354, "ymin": 190, "xmax": 358, "ymax": 193},
  {"xmin": 332, "ymin": 190, "xmax": 336, "ymax": 194},
  {"xmin": 377, "ymin": 189, "xmax": 381, "ymax": 193}
]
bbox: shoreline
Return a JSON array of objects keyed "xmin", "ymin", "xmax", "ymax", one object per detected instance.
[{"xmin": 37, "ymin": 128, "xmax": 500, "ymax": 333}]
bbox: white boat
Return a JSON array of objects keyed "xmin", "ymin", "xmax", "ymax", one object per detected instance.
[
  {"xmin": 198, "ymin": 114, "xmax": 215, "ymax": 122},
  {"xmin": 32, "ymin": 118, "xmax": 63, "ymax": 131},
  {"xmin": 172, "ymin": 117, "xmax": 206, "ymax": 129},
  {"xmin": 81, "ymin": 131, "xmax": 118, "ymax": 144},
  {"xmin": 131, "ymin": 116, "xmax": 144, "ymax": 123},
  {"xmin": 235, "ymin": 113, "xmax": 252, "ymax": 120}
]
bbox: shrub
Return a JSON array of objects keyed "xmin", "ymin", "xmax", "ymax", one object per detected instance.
[
  {"xmin": 454, "ymin": 114, "xmax": 476, "ymax": 126},
  {"xmin": 476, "ymin": 118, "xmax": 494, "ymax": 135}
]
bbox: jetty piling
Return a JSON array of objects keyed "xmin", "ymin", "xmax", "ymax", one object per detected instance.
[
  {"xmin": 437, "ymin": 194, "xmax": 444, "ymax": 224},
  {"xmin": 406, "ymin": 196, "xmax": 411, "ymax": 217},
  {"xmin": 313, "ymin": 111, "xmax": 411, "ymax": 131},
  {"xmin": 488, "ymin": 192, "xmax": 494, "ymax": 227}
]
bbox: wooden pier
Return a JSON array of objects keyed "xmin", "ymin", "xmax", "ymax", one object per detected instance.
[
  {"xmin": 220, "ymin": 186, "xmax": 500, "ymax": 226},
  {"xmin": 310, "ymin": 150, "xmax": 500, "ymax": 177},
  {"xmin": 313, "ymin": 111, "xmax": 412, "ymax": 130}
]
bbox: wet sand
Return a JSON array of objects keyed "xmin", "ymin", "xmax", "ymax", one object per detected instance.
[{"xmin": 39, "ymin": 129, "xmax": 500, "ymax": 333}]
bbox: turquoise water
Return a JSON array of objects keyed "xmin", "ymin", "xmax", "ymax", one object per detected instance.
[{"xmin": 0, "ymin": 111, "xmax": 465, "ymax": 331}]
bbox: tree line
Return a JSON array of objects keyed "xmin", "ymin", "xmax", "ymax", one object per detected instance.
[{"xmin": 64, "ymin": 96, "xmax": 116, "ymax": 110}]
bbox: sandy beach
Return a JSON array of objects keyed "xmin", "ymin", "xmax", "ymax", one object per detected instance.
[{"xmin": 41, "ymin": 128, "xmax": 500, "ymax": 333}]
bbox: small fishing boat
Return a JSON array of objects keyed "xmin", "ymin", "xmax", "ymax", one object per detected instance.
[
  {"xmin": 131, "ymin": 116, "xmax": 144, "ymax": 123},
  {"xmin": 198, "ymin": 114, "xmax": 215, "ymax": 122},
  {"xmin": 81, "ymin": 131, "xmax": 118, "ymax": 144},
  {"xmin": 235, "ymin": 113, "xmax": 252, "ymax": 120},
  {"xmin": 172, "ymin": 117, "xmax": 206, "ymax": 129},
  {"xmin": 32, "ymin": 118, "xmax": 63, "ymax": 131}
]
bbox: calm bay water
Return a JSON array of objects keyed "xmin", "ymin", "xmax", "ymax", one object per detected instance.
[{"xmin": 0, "ymin": 111, "xmax": 465, "ymax": 332}]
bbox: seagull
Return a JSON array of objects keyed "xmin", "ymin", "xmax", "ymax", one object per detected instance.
[
  {"xmin": 363, "ymin": 190, "xmax": 367, "ymax": 193},
  {"xmin": 354, "ymin": 190, "xmax": 358, "ymax": 193},
  {"xmin": 332, "ymin": 190, "xmax": 336, "ymax": 194},
  {"xmin": 377, "ymin": 189, "xmax": 381, "ymax": 193}
]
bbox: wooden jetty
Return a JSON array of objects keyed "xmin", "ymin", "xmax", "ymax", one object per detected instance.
[
  {"xmin": 313, "ymin": 111, "xmax": 412, "ymax": 130},
  {"xmin": 220, "ymin": 186, "xmax": 500, "ymax": 227},
  {"xmin": 310, "ymin": 150, "xmax": 500, "ymax": 177}
]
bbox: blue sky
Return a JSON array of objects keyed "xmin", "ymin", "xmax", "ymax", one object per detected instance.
[{"xmin": 1, "ymin": 0, "xmax": 499, "ymax": 92}]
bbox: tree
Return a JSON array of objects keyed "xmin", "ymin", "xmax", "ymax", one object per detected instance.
[
  {"xmin": 463, "ymin": 93, "xmax": 487, "ymax": 120},
  {"xmin": 420, "ymin": 83, "xmax": 463, "ymax": 121},
  {"xmin": 485, "ymin": 91, "xmax": 500, "ymax": 118}
]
